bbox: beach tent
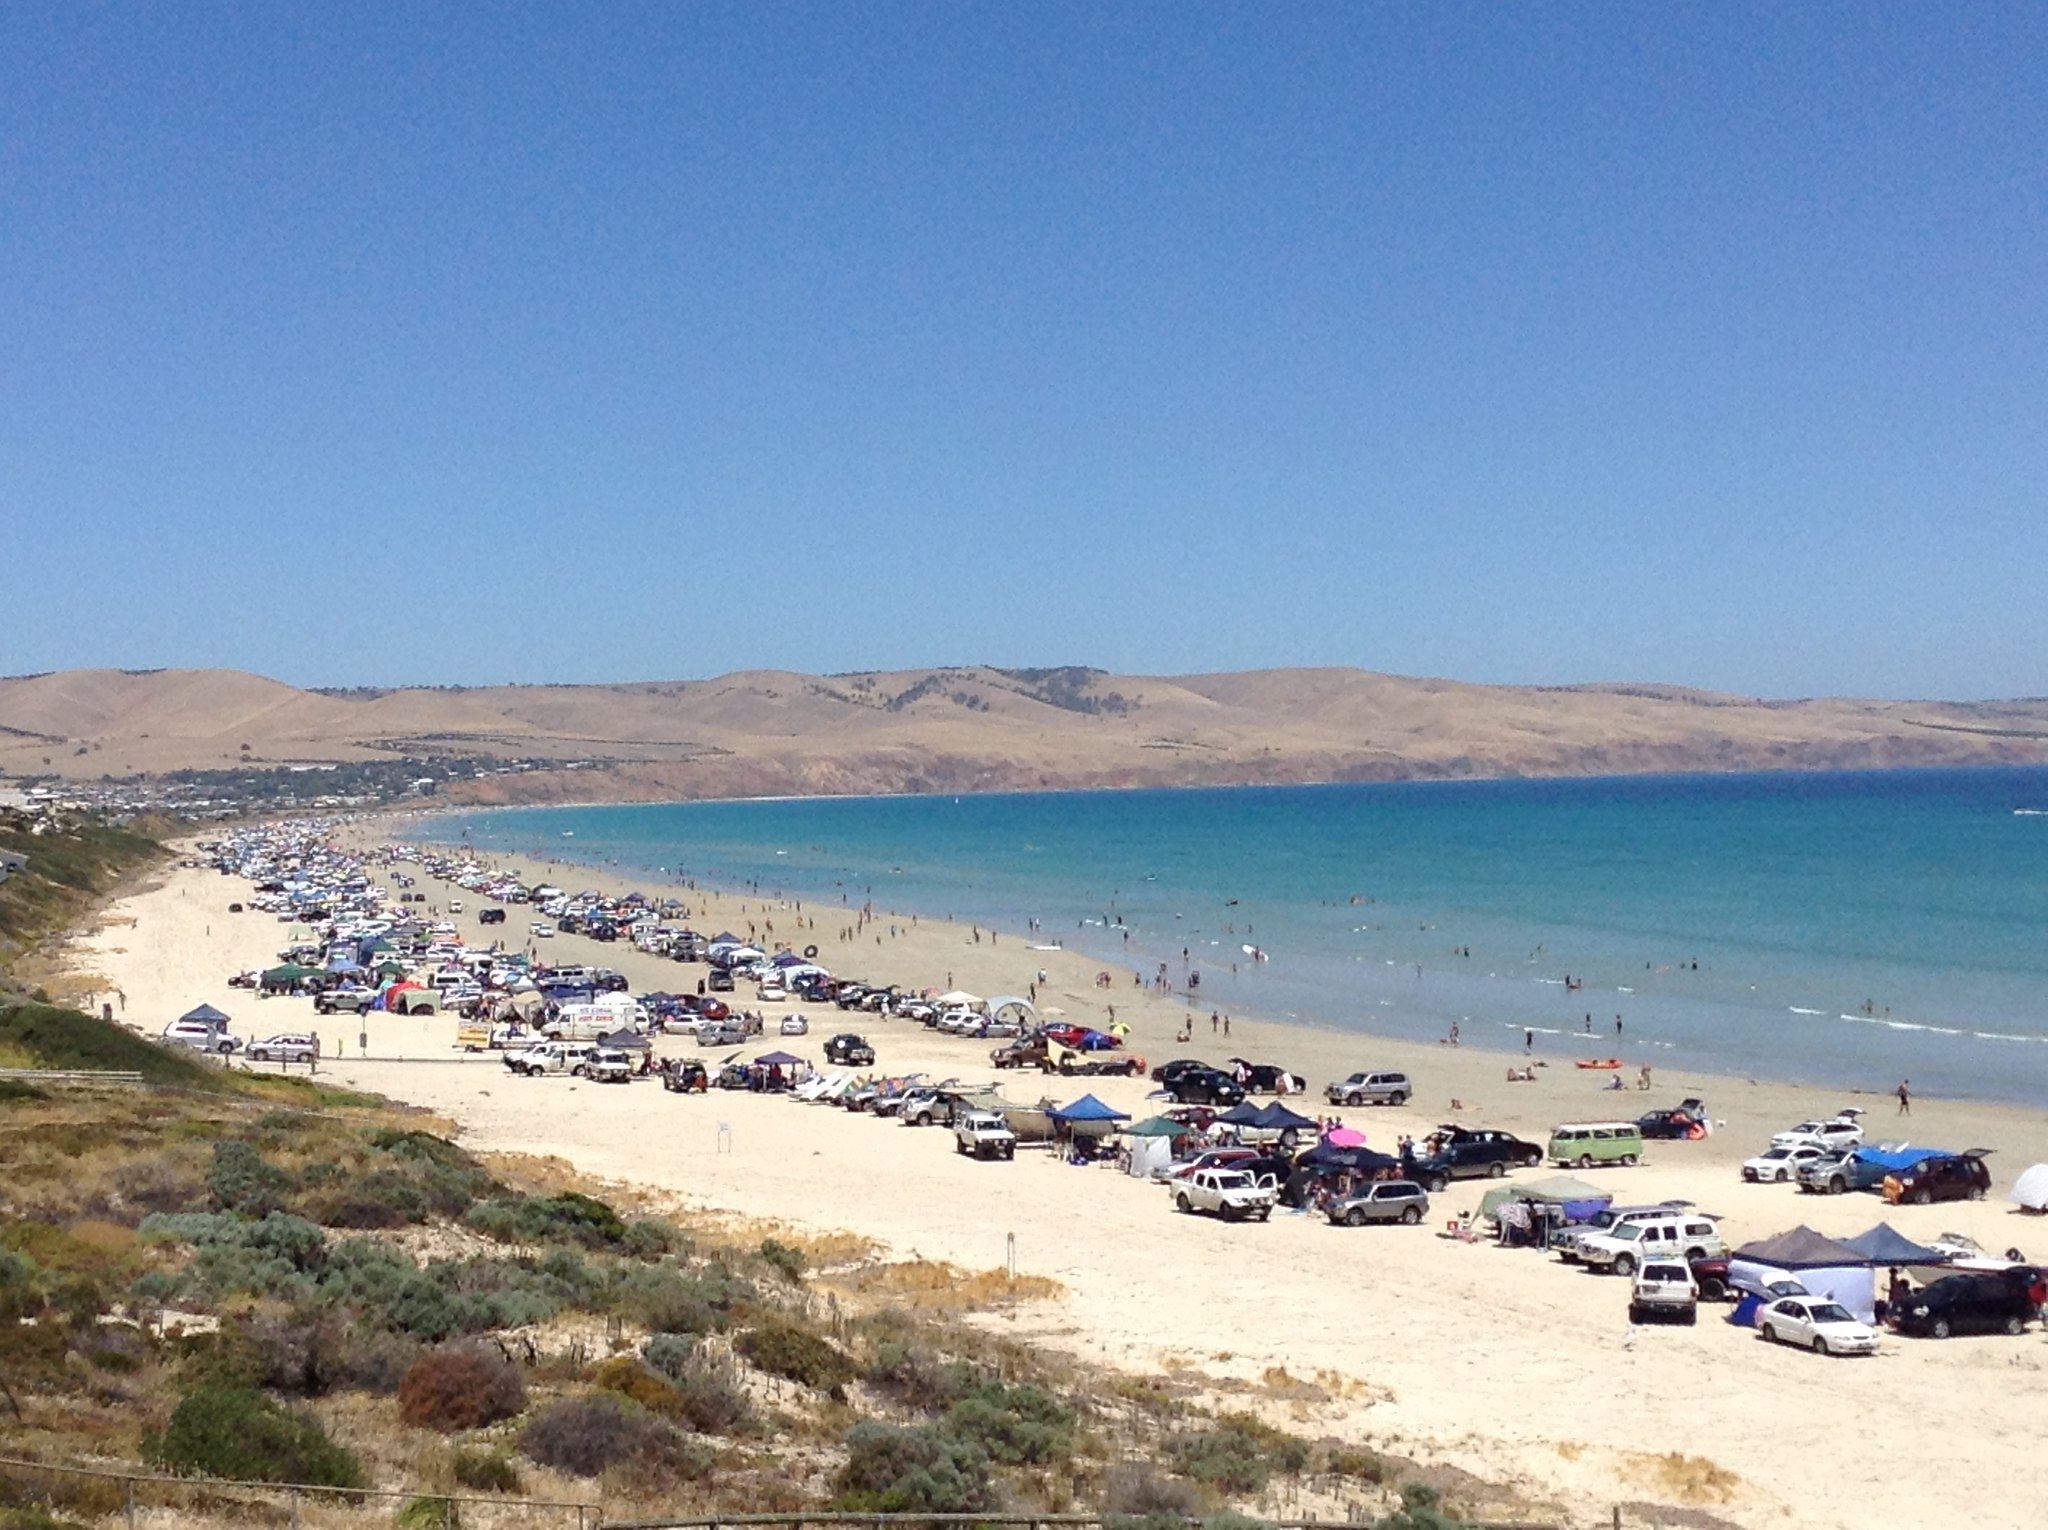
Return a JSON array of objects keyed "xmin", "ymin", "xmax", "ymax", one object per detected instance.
[
  {"xmin": 1299, "ymin": 1143, "xmax": 1398, "ymax": 1172},
  {"xmin": 1840, "ymin": 1223, "xmax": 1946, "ymax": 1267},
  {"xmin": 1491, "ymin": 1175, "xmax": 1613, "ymax": 1223},
  {"xmin": 988, "ymin": 995, "xmax": 1036, "ymax": 1026},
  {"xmin": 754, "ymin": 1050, "xmax": 805, "ymax": 1067},
  {"xmin": 178, "ymin": 1003, "xmax": 231, "ymax": 1027},
  {"xmin": 1214, "ymin": 1101, "xmax": 1267, "ymax": 1129},
  {"xmin": 1049, "ymin": 1094, "xmax": 1130, "ymax": 1138},
  {"xmin": 598, "ymin": 1029, "xmax": 651, "ymax": 1052},
  {"xmin": 2011, "ymin": 1163, "xmax": 2048, "ymax": 1211},
  {"xmin": 1252, "ymin": 1102, "xmax": 1319, "ymax": 1134},
  {"xmin": 1729, "ymin": 1226, "xmax": 1876, "ymax": 1322},
  {"xmin": 935, "ymin": 990, "xmax": 983, "ymax": 1008},
  {"xmin": 1126, "ymin": 1133, "xmax": 1176, "ymax": 1179},
  {"xmin": 1126, "ymin": 1115, "xmax": 1191, "ymax": 1138}
]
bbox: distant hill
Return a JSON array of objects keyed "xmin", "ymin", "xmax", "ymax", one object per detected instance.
[{"xmin": 5, "ymin": 664, "xmax": 2048, "ymax": 803}]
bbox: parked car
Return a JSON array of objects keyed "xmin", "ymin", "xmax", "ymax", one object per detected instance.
[
  {"xmin": 1689, "ymin": 1255, "xmax": 1734, "ymax": 1301},
  {"xmin": 696, "ymin": 1023, "xmax": 745, "ymax": 1048},
  {"xmin": 479, "ymin": 908, "xmax": 506, "ymax": 925},
  {"xmin": 1884, "ymin": 1151, "xmax": 1994, "ymax": 1206},
  {"xmin": 1151, "ymin": 1058, "xmax": 1215, "ymax": 1086},
  {"xmin": 1758, "ymin": 1296, "xmax": 1881, "ymax": 1354},
  {"xmin": 1635, "ymin": 1100, "xmax": 1709, "ymax": 1139},
  {"xmin": 780, "ymin": 1015, "xmax": 809, "ymax": 1036},
  {"xmin": 660, "ymin": 1059, "xmax": 709, "ymax": 1093},
  {"xmin": 248, "ymin": 1033, "xmax": 319, "ymax": 1063},
  {"xmin": 1164, "ymin": 1066, "xmax": 1248, "ymax": 1107},
  {"xmin": 1173, "ymin": 1168, "xmax": 1278, "ymax": 1222},
  {"xmin": 313, "ymin": 986, "xmax": 373, "ymax": 1015},
  {"xmin": 161, "ymin": 1019, "xmax": 241, "ymax": 1055},
  {"xmin": 1153, "ymin": 1147, "xmax": 1263, "ymax": 1184},
  {"xmin": 706, "ymin": 969, "xmax": 735, "ymax": 993},
  {"xmin": 1771, "ymin": 1112, "xmax": 1865, "ymax": 1150},
  {"xmin": 1629, "ymin": 1261, "xmax": 1699, "ymax": 1324},
  {"xmin": 1325, "ymin": 1179, "xmax": 1430, "ymax": 1227},
  {"xmin": 504, "ymin": 1041, "xmax": 598, "ymax": 1078},
  {"xmin": 586, "ymin": 1047, "xmax": 635, "ymax": 1084},
  {"xmin": 1228, "ymin": 1058, "xmax": 1306, "ymax": 1095},
  {"xmin": 825, "ymin": 1033, "xmax": 876, "ymax": 1067},
  {"xmin": 1553, "ymin": 1202, "xmax": 1695, "ymax": 1264},
  {"xmin": 1894, "ymin": 1268, "xmax": 2045, "ymax": 1338},
  {"xmin": 1413, "ymin": 1128, "xmax": 1543, "ymax": 1190},
  {"xmin": 1579, "ymin": 1214, "xmax": 1724, "ymax": 1277},
  {"xmin": 1325, "ymin": 1070, "xmax": 1412, "ymax": 1107},
  {"xmin": 1743, "ymin": 1142, "xmax": 1834, "ymax": 1183},
  {"xmin": 954, "ymin": 1110, "xmax": 1018, "ymax": 1161},
  {"xmin": 1797, "ymin": 1144, "xmax": 1941, "ymax": 1196}
]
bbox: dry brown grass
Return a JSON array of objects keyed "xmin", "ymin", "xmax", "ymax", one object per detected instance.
[
  {"xmin": 821, "ymin": 1257, "xmax": 1063, "ymax": 1312},
  {"xmin": 1643, "ymin": 1450, "xmax": 1741, "ymax": 1503}
]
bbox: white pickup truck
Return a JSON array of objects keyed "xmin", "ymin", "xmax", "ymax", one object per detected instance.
[
  {"xmin": 953, "ymin": 1110, "xmax": 1018, "ymax": 1161},
  {"xmin": 1172, "ymin": 1168, "xmax": 1278, "ymax": 1222}
]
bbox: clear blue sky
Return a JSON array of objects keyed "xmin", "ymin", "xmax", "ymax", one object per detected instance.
[{"xmin": 4, "ymin": 3, "xmax": 2043, "ymax": 697}]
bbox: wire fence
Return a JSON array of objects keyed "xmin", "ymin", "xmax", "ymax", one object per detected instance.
[{"xmin": 0, "ymin": 1454, "xmax": 599, "ymax": 1528}]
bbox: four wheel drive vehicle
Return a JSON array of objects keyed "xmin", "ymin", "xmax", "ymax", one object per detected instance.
[
  {"xmin": 1326, "ymin": 1179, "xmax": 1430, "ymax": 1227},
  {"xmin": 1579, "ymin": 1215, "xmax": 1724, "ymax": 1277},
  {"xmin": 247, "ymin": 1033, "xmax": 319, "ymax": 1063},
  {"xmin": 478, "ymin": 908, "xmax": 507, "ymax": 925},
  {"xmin": 1325, "ymin": 1070, "xmax": 1413, "ymax": 1107},
  {"xmin": 824, "ymin": 1033, "xmax": 876, "ymax": 1067},
  {"xmin": 1759, "ymin": 1297, "xmax": 1881, "ymax": 1354},
  {"xmin": 779, "ymin": 1015, "xmax": 809, "ymax": 1035},
  {"xmin": 1150, "ymin": 1058, "xmax": 1214, "ymax": 1087},
  {"xmin": 585, "ymin": 1047, "xmax": 635, "ymax": 1083},
  {"xmin": 1414, "ymin": 1128, "xmax": 1544, "ymax": 1190},
  {"xmin": 313, "ymin": 986, "xmax": 374, "ymax": 1014},
  {"xmin": 1894, "ymin": 1268, "xmax": 2045, "ymax": 1338},
  {"xmin": 1164, "ymin": 1067, "xmax": 1247, "ymax": 1107},
  {"xmin": 1228, "ymin": 1058, "xmax": 1306, "ymax": 1095},
  {"xmin": 1174, "ymin": 1168, "xmax": 1279, "ymax": 1221},
  {"xmin": 1635, "ymin": 1100, "xmax": 1709, "ymax": 1139},
  {"xmin": 1552, "ymin": 1201, "xmax": 1696, "ymax": 1263},
  {"xmin": 505, "ymin": 1041, "xmax": 598, "ymax": 1078},
  {"xmin": 1629, "ymin": 1261, "xmax": 1700, "ymax": 1324},
  {"xmin": 1797, "ymin": 1144, "xmax": 1942, "ymax": 1195},
  {"xmin": 696, "ymin": 1022, "xmax": 745, "ymax": 1048},
  {"xmin": 1689, "ymin": 1255, "xmax": 1734, "ymax": 1301},
  {"xmin": 954, "ymin": 1110, "xmax": 1019, "ymax": 1160},
  {"xmin": 1048, "ymin": 1040, "xmax": 1146, "ymax": 1077},
  {"xmin": 161, "ymin": 1020, "xmax": 242, "ymax": 1055},
  {"xmin": 660, "ymin": 1059, "xmax": 709, "ymax": 1093},
  {"xmin": 1884, "ymin": 1150, "xmax": 1994, "ymax": 1206},
  {"xmin": 991, "ymin": 1037, "xmax": 1048, "ymax": 1069},
  {"xmin": 1548, "ymin": 1122, "xmax": 1647, "ymax": 1169},
  {"xmin": 1771, "ymin": 1113, "xmax": 1865, "ymax": 1150},
  {"xmin": 1743, "ymin": 1142, "xmax": 1834, "ymax": 1183},
  {"xmin": 705, "ymin": 969, "xmax": 736, "ymax": 992}
]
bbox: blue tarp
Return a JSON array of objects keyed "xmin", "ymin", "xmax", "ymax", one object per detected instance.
[
  {"xmin": 1050, "ymin": 1093, "xmax": 1131, "ymax": 1123},
  {"xmin": 1252, "ymin": 1102, "xmax": 1321, "ymax": 1131},
  {"xmin": 1852, "ymin": 1146, "xmax": 1949, "ymax": 1173},
  {"xmin": 178, "ymin": 1003, "xmax": 231, "ymax": 1025}
]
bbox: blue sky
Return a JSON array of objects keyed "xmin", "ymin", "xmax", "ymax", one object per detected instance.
[{"xmin": 3, "ymin": 3, "xmax": 2043, "ymax": 697}]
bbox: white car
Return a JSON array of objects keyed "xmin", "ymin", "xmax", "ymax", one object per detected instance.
[
  {"xmin": 1629, "ymin": 1261, "xmax": 1699, "ymax": 1324},
  {"xmin": 162, "ymin": 1020, "xmax": 241, "ymax": 1055},
  {"xmin": 1771, "ymin": 1115, "xmax": 1864, "ymax": 1150},
  {"xmin": 531, "ymin": 924, "xmax": 555, "ymax": 939},
  {"xmin": 248, "ymin": 1033, "xmax": 319, "ymax": 1063},
  {"xmin": 1743, "ymin": 1143, "xmax": 1833, "ymax": 1182},
  {"xmin": 1757, "ymin": 1296, "xmax": 1880, "ymax": 1356}
]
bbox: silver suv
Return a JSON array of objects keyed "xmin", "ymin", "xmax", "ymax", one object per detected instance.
[
  {"xmin": 1325, "ymin": 1070, "xmax": 1412, "ymax": 1107},
  {"xmin": 162, "ymin": 1020, "xmax": 241, "ymax": 1055},
  {"xmin": 1325, "ymin": 1179, "xmax": 1430, "ymax": 1227}
]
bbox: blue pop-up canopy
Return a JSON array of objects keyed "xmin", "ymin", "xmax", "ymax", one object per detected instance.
[{"xmin": 1049, "ymin": 1093, "xmax": 1130, "ymax": 1123}]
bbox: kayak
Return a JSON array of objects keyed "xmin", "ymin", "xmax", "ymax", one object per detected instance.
[{"xmin": 1575, "ymin": 1058, "xmax": 1623, "ymax": 1070}]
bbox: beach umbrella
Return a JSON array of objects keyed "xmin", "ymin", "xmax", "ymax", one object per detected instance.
[{"xmin": 1324, "ymin": 1126, "xmax": 1368, "ymax": 1148}]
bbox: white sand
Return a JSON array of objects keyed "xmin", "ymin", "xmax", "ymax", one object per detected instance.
[{"xmin": 65, "ymin": 838, "xmax": 2048, "ymax": 1530}]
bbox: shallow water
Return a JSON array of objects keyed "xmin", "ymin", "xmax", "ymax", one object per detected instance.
[{"xmin": 429, "ymin": 767, "xmax": 2048, "ymax": 1105}]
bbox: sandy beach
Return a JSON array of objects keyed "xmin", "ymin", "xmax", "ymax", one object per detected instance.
[{"xmin": 65, "ymin": 828, "xmax": 2048, "ymax": 1530}]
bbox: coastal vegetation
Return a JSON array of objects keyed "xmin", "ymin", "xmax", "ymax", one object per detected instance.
[{"xmin": 0, "ymin": 1002, "xmax": 1501, "ymax": 1526}]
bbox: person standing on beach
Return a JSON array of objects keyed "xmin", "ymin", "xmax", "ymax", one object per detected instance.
[{"xmin": 1897, "ymin": 1078, "xmax": 1911, "ymax": 1115}]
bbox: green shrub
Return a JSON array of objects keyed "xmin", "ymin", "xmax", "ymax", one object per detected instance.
[
  {"xmin": 863, "ymin": 1341, "xmax": 976, "ymax": 1411},
  {"xmin": 398, "ymin": 1345, "xmax": 528, "ymax": 1432},
  {"xmin": 1166, "ymin": 1414, "xmax": 1308, "ymax": 1495},
  {"xmin": 671, "ymin": 1359, "xmax": 752, "ymax": 1436},
  {"xmin": 757, "ymin": 1238, "xmax": 804, "ymax": 1282},
  {"xmin": 395, "ymin": 1500, "xmax": 454, "ymax": 1530},
  {"xmin": 207, "ymin": 1141, "xmax": 291, "ymax": 1216},
  {"xmin": 146, "ymin": 1384, "xmax": 364, "ymax": 1487},
  {"xmin": 642, "ymin": 1332, "xmax": 696, "ymax": 1381},
  {"xmin": 519, "ymin": 1394, "xmax": 710, "ymax": 1482},
  {"xmin": 1102, "ymin": 1462, "xmax": 1204, "ymax": 1521},
  {"xmin": 735, "ymin": 1319, "xmax": 853, "ymax": 1391},
  {"xmin": 943, "ymin": 1380, "xmax": 1074, "ymax": 1465},
  {"xmin": 834, "ymin": 1421, "xmax": 992, "ymax": 1513},
  {"xmin": 1324, "ymin": 1444, "xmax": 1394, "ymax": 1484},
  {"xmin": 606, "ymin": 1264, "xmax": 724, "ymax": 1335},
  {"xmin": 139, "ymin": 1211, "xmax": 325, "ymax": 1301},
  {"xmin": 450, "ymin": 1445, "xmax": 523, "ymax": 1494},
  {"xmin": 464, "ymin": 1193, "xmax": 628, "ymax": 1250},
  {"xmin": 1371, "ymin": 1485, "xmax": 1476, "ymax": 1530}
]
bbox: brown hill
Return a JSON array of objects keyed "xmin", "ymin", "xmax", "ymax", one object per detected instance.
[{"xmin": 4, "ymin": 664, "xmax": 2047, "ymax": 802}]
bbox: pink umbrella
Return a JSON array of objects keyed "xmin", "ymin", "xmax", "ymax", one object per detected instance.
[{"xmin": 1324, "ymin": 1126, "xmax": 1367, "ymax": 1147}]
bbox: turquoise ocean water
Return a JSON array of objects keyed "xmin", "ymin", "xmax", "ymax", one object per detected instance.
[{"xmin": 428, "ymin": 768, "xmax": 2048, "ymax": 1106}]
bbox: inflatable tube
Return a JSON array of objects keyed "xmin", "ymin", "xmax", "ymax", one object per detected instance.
[{"xmin": 803, "ymin": 944, "xmax": 818, "ymax": 959}]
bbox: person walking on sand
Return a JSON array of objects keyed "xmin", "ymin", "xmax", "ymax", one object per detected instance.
[
  {"xmin": 1897, "ymin": 1078, "xmax": 1911, "ymax": 1115},
  {"xmin": 1524, "ymin": 1028, "xmax": 1533, "ymax": 1052}
]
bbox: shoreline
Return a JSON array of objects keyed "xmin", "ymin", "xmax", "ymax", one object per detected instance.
[
  {"xmin": 64, "ymin": 825, "xmax": 2048, "ymax": 1530},
  {"xmin": 407, "ymin": 795, "xmax": 2048, "ymax": 1114}
]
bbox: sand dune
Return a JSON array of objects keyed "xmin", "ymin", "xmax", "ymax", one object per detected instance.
[{"xmin": 4, "ymin": 663, "xmax": 2047, "ymax": 799}]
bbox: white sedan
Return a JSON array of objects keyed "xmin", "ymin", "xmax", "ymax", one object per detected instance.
[
  {"xmin": 1743, "ymin": 1143, "xmax": 1833, "ymax": 1182},
  {"xmin": 529, "ymin": 922, "xmax": 555, "ymax": 938},
  {"xmin": 1757, "ymin": 1297, "xmax": 1880, "ymax": 1356}
]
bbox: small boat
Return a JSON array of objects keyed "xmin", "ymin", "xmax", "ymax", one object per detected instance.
[{"xmin": 1576, "ymin": 1058, "xmax": 1623, "ymax": 1070}]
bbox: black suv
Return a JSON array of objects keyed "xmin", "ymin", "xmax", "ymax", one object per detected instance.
[
  {"xmin": 1166, "ymin": 1067, "xmax": 1247, "ymax": 1107},
  {"xmin": 1896, "ymin": 1268, "xmax": 2043, "ymax": 1338},
  {"xmin": 1411, "ymin": 1128, "xmax": 1543, "ymax": 1191},
  {"xmin": 1151, "ymin": 1059, "xmax": 1214, "ymax": 1087},
  {"xmin": 1889, "ymin": 1150, "xmax": 1993, "ymax": 1205},
  {"xmin": 825, "ymin": 1033, "xmax": 876, "ymax": 1067}
]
